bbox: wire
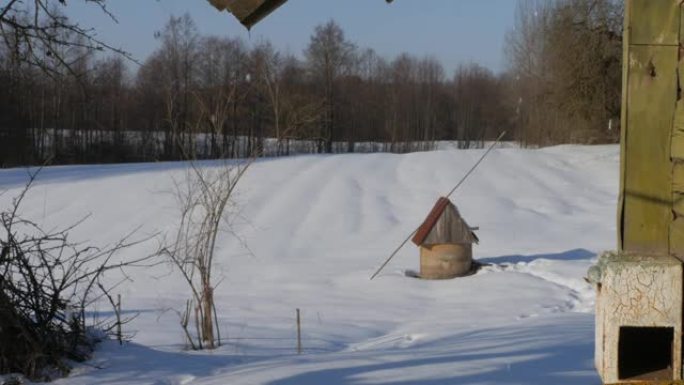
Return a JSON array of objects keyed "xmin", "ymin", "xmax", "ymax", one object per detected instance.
[{"xmin": 370, "ymin": 131, "xmax": 507, "ymax": 280}]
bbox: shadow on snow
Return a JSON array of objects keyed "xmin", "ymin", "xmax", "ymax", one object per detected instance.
[{"xmin": 478, "ymin": 248, "xmax": 595, "ymax": 266}]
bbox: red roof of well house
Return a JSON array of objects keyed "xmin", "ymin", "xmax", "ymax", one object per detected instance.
[{"xmin": 412, "ymin": 197, "xmax": 479, "ymax": 246}]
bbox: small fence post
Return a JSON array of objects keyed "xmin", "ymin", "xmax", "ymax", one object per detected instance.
[
  {"xmin": 116, "ymin": 294, "xmax": 122, "ymax": 345},
  {"xmin": 296, "ymin": 308, "xmax": 302, "ymax": 355}
]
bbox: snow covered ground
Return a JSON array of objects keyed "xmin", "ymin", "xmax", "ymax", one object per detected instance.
[{"xmin": 0, "ymin": 145, "xmax": 619, "ymax": 385}]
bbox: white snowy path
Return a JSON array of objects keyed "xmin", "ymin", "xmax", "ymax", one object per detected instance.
[{"xmin": 0, "ymin": 145, "xmax": 618, "ymax": 385}]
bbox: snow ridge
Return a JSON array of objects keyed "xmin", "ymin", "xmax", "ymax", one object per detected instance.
[{"xmin": 0, "ymin": 145, "xmax": 618, "ymax": 385}]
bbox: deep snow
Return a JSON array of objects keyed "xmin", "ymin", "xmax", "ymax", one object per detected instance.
[{"xmin": 0, "ymin": 145, "xmax": 619, "ymax": 385}]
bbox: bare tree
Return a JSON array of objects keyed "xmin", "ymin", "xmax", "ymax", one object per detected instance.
[
  {"xmin": 452, "ymin": 63, "xmax": 507, "ymax": 149},
  {"xmin": 0, "ymin": 0, "xmax": 131, "ymax": 77},
  {"xmin": 505, "ymin": 0, "xmax": 622, "ymax": 145},
  {"xmin": 195, "ymin": 36, "xmax": 243, "ymax": 158},
  {"xmin": 416, "ymin": 57, "xmax": 444, "ymax": 150},
  {"xmin": 2, "ymin": 13, "xmax": 530, "ymax": 166},
  {"xmin": 164, "ymin": 159, "xmax": 251, "ymax": 350},
  {"xmin": 252, "ymin": 41, "xmax": 286, "ymax": 155},
  {"xmin": 151, "ymin": 14, "xmax": 199, "ymax": 159},
  {"xmin": 305, "ymin": 20, "xmax": 356, "ymax": 153}
]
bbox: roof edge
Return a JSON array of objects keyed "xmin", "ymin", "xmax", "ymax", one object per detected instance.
[{"xmin": 412, "ymin": 197, "xmax": 451, "ymax": 246}]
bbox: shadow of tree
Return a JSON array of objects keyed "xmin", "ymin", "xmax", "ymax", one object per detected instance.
[
  {"xmin": 264, "ymin": 317, "xmax": 599, "ymax": 385},
  {"xmin": 64, "ymin": 340, "xmax": 265, "ymax": 385},
  {"xmin": 478, "ymin": 248, "xmax": 595, "ymax": 265}
]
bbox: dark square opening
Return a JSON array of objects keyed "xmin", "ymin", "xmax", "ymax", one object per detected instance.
[{"xmin": 619, "ymin": 326, "xmax": 674, "ymax": 381}]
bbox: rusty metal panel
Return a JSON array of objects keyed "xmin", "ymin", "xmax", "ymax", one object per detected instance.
[
  {"xmin": 628, "ymin": 0, "xmax": 680, "ymax": 46},
  {"xmin": 208, "ymin": 0, "xmax": 288, "ymax": 29},
  {"xmin": 621, "ymin": 44, "xmax": 677, "ymax": 255},
  {"xmin": 412, "ymin": 197, "xmax": 450, "ymax": 246}
]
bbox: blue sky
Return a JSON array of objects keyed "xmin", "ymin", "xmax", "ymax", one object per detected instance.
[{"xmin": 64, "ymin": 0, "xmax": 517, "ymax": 75}]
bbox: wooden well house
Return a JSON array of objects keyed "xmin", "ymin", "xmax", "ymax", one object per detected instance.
[{"xmin": 412, "ymin": 197, "xmax": 478, "ymax": 280}]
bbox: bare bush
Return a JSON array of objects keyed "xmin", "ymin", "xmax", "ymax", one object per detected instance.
[
  {"xmin": 0, "ymin": 169, "xmax": 159, "ymax": 380},
  {"xmin": 164, "ymin": 159, "xmax": 251, "ymax": 350}
]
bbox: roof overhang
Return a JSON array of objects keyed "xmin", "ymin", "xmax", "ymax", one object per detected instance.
[
  {"xmin": 208, "ymin": 0, "xmax": 394, "ymax": 29},
  {"xmin": 208, "ymin": 0, "xmax": 288, "ymax": 29},
  {"xmin": 412, "ymin": 197, "xmax": 478, "ymax": 246}
]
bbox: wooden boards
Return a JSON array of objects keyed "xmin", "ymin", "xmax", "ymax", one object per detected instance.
[
  {"xmin": 207, "ymin": 0, "xmax": 287, "ymax": 29},
  {"xmin": 620, "ymin": 0, "xmax": 683, "ymax": 257}
]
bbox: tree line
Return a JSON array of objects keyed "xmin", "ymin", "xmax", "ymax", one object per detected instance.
[
  {"xmin": 506, "ymin": 0, "xmax": 623, "ymax": 145},
  {"xmin": 0, "ymin": 0, "xmax": 623, "ymax": 167}
]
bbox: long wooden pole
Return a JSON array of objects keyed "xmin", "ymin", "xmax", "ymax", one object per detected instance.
[
  {"xmin": 116, "ymin": 294, "xmax": 122, "ymax": 345},
  {"xmin": 296, "ymin": 308, "xmax": 302, "ymax": 354},
  {"xmin": 370, "ymin": 132, "xmax": 506, "ymax": 280}
]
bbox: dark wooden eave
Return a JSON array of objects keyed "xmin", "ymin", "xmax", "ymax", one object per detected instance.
[
  {"xmin": 208, "ymin": 0, "xmax": 288, "ymax": 29},
  {"xmin": 208, "ymin": 0, "xmax": 394, "ymax": 29}
]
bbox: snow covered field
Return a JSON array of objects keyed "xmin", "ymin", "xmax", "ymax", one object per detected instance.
[{"xmin": 0, "ymin": 145, "xmax": 619, "ymax": 385}]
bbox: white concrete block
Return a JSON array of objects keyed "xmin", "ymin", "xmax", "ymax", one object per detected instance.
[{"xmin": 595, "ymin": 255, "xmax": 682, "ymax": 383}]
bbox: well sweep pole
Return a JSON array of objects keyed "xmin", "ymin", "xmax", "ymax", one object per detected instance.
[{"xmin": 369, "ymin": 131, "xmax": 507, "ymax": 280}]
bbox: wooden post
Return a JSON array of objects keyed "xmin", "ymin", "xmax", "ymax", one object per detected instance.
[
  {"xmin": 594, "ymin": 2, "xmax": 684, "ymax": 383},
  {"xmin": 116, "ymin": 294, "xmax": 122, "ymax": 345},
  {"xmin": 619, "ymin": 0, "xmax": 681, "ymax": 257},
  {"xmin": 296, "ymin": 308, "xmax": 302, "ymax": 355}
]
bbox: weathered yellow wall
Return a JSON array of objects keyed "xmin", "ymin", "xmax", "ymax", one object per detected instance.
[
  {"xmin": 597, "ymin": 5, "xmax": 684, "ymax": 383},
  {"xmin": 620, "ymin": 0, "xmax": 682, "ymax": 258}
]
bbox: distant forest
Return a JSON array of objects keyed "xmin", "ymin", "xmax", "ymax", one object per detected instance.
[{"xmin": 0, "ymin": 0, "xmax": 623, "ymax": 167}]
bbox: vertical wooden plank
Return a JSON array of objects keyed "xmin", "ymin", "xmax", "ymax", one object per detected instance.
[
  {"xmin": 296, "ymin": 308, "xmax": 302, "ymax": 354},
  {"xmin": 674, "ymin": 6, "xmax": 684, "ymax": 161},
  {"xmin": 674, "ymin": 193, "xmax": 684, "ymax": 217},
  {"xmin": 622, "ymin": 45, "xmax": 677, "ymax": 255},
  {"xmin": 672, "ymin": 163, "xmax": 684, "ymax": 257},
  {"xmin": 674, "ymin": 162, "xmax": 684, "ymax": 193},
  {"xmin": 671, "ymin": 132, "xmax": 684, "ymax": 160},
  {"xmin": 681, "ymin": 0, "xmax": 684, "ymax": 47},
  {"xmin": 671, "ymin": 3, "xmax": 684, "ymax": 258},
  {"xmin": 671, "ymin": 218, "xmax": 684, "ymax": 257},
  {"xmin": 671, "ymin": 65, "xmax": 684, "ymax": 159},
  {"xmin": 617, "ymin": 0, "xmax": 631, "ymax": 251},
  {"xmin": 628, "ymin": 0, "xmax": 680, "ymax": 46}
]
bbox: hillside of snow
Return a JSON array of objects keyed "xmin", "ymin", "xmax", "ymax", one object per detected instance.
[{"xmin": 0, "ymin": 145, "xmax": 619, "ymax": 385}]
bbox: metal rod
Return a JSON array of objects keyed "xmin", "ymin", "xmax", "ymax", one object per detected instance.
[{"xmin": 370, "ymin": 132, "xmax": 507, "ymax": 280}]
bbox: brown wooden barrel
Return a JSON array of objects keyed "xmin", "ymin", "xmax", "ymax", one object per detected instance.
[{"xmin": 419, "ymin": 243, "xmax": 473, "ymax": 280}]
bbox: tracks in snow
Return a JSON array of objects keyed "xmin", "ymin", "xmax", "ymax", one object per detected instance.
[{"xmin": 479, "ymin": 257, "xmax": 595, "ymax": 318}]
